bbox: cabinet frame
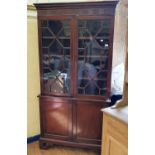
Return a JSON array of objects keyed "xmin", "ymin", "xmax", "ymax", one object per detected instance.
[{"xmin": 34, "ymin": 1, "xmax": 118, "ymax": 150}]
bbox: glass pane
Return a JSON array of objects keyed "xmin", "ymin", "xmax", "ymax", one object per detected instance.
[
  {"xmin": 42, "ymin": 28, "xmax": 53, "ymax": 37},
  {"xmin": 49, "ymin": 40, "xmax": 63, "ymax": 55},
  {"xmin": 41, "ymin": 20, "xmax": 71, "ymax": 94},
  {"xmin": 59, "ymin": 28, "xmax": 70, "ymax": 37},
  {"xmin": 42, "ymin": 38, "xmax": 53, "ymax": 47},
  {"xmin": 59, "ymin": 39, "xmax": 70, "ymax": 48},
  {"xmin": 41, "ymin": 20, "xmax": 47, "ymax": 27},
  {"xmin": 77, "ymin": 19, "xmax": 110, "ymax": 96},
  {"xmin": 48, "ymin": 20, "xmax": 62, "ymax": 35}
]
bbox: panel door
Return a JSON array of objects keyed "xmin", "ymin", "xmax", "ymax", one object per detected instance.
[
  {"xmin": 75, "ymin": 101, "xmax": 108, "ymax": 144},
  {"xmin": 40, "ymin": 97, "xmax": 73, "ymax": 140}
]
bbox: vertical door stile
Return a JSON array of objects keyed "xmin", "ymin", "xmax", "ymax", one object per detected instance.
[
  {"xmin": 71, "ymin": 17, "xmax": 78, "ymax": 139},
  {"xmin": 71, "ymin": 17, "xmax": 78, "ymax": 97},
  {"xmin": 107, "ymin": 17, "xmax": 115, "ymax": 98}
]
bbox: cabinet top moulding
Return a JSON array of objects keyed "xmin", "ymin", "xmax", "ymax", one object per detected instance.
[
  {"xmin": 34, "ymin": 1, "xmax": 119, "ymax": 17},
  {"xmin": 34, "ymin": 1, "xmax": 119, "ymax": 10}
]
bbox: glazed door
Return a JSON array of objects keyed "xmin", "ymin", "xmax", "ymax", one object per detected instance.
[
  {"xmin": 39, "ymin": 18, "xmax": 73, "ymax": 96},
  {"xmin": 76, "ymin": 17, "xmax": 113, "ymax": 98}
]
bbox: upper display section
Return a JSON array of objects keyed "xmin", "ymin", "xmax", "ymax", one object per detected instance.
[{"xmin": 35, "ymin": 1, "xmax": 118, "ymax": 98}]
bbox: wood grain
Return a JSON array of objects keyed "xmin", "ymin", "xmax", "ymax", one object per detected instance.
[
  {"xmin": 27, "ymin": 141, "xmax": 99, "ymax": 155},
  {"xmin": 101, "ymin": 106, "xmax": 128, "ymax": 155}
]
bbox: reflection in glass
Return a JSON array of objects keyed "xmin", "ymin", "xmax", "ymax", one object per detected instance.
[
  {"xmin": 77, "ymin": 19, "xmax": 110, "ymax": 96},
  {"xmin": 41, "ymin": 20, "xmax": 71, "ymax": 94}
]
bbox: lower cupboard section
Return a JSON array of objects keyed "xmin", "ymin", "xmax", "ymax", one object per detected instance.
[{"xmin": 39, "ymin": 96, "xmax": 109, "ymax": 149}]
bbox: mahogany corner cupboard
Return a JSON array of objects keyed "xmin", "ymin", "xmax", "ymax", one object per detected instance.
[{"xmin": 34, "ymin": 1, "xmax": 118, "ymax": 150}]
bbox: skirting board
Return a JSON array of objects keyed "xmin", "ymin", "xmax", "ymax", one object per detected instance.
[{"xmin": 27, "ymin": 134, "xmax": 40, "ymax": 144}]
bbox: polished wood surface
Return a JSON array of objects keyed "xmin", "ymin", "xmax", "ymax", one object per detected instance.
[
  {"xmin": 34, "ymin": 1, "xmax": 118, "ymax": 150},
  {"xmin": 39, "ymin": 97, "xmax": 109, "ymax": 147},
  {"xmin": 28, "ymin": 141, "xmax": 99, "ymax": 155},
  {"xmin": 35, "ymin": 1, "xmax": 118, "ymax": 17},
  {"xmin": 40, "ymin": 97, "xmax": 72, "ymax": 139},
  {"xmin": 76, "ymin": 102, "xmax": 103, "ymax": 141},
  {"xmin": 101, "ymin": 106, "xmax": 128, "ymax": 155}
]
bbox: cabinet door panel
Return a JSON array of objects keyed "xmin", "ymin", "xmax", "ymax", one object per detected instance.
[
  {"xmin": 40, "ymin": 19, "xmax": 72, "ymax": 96},
  {"xmin": 76, "ymin": 101, "xmax": 105, "ymax": 143},
  {"xmin": 77, "ymin": 19, "xmax": 111, "ymax": 97},
  {"xmin": 40, "ymin": 98, "xmax": 72, "ymax": 139}
]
